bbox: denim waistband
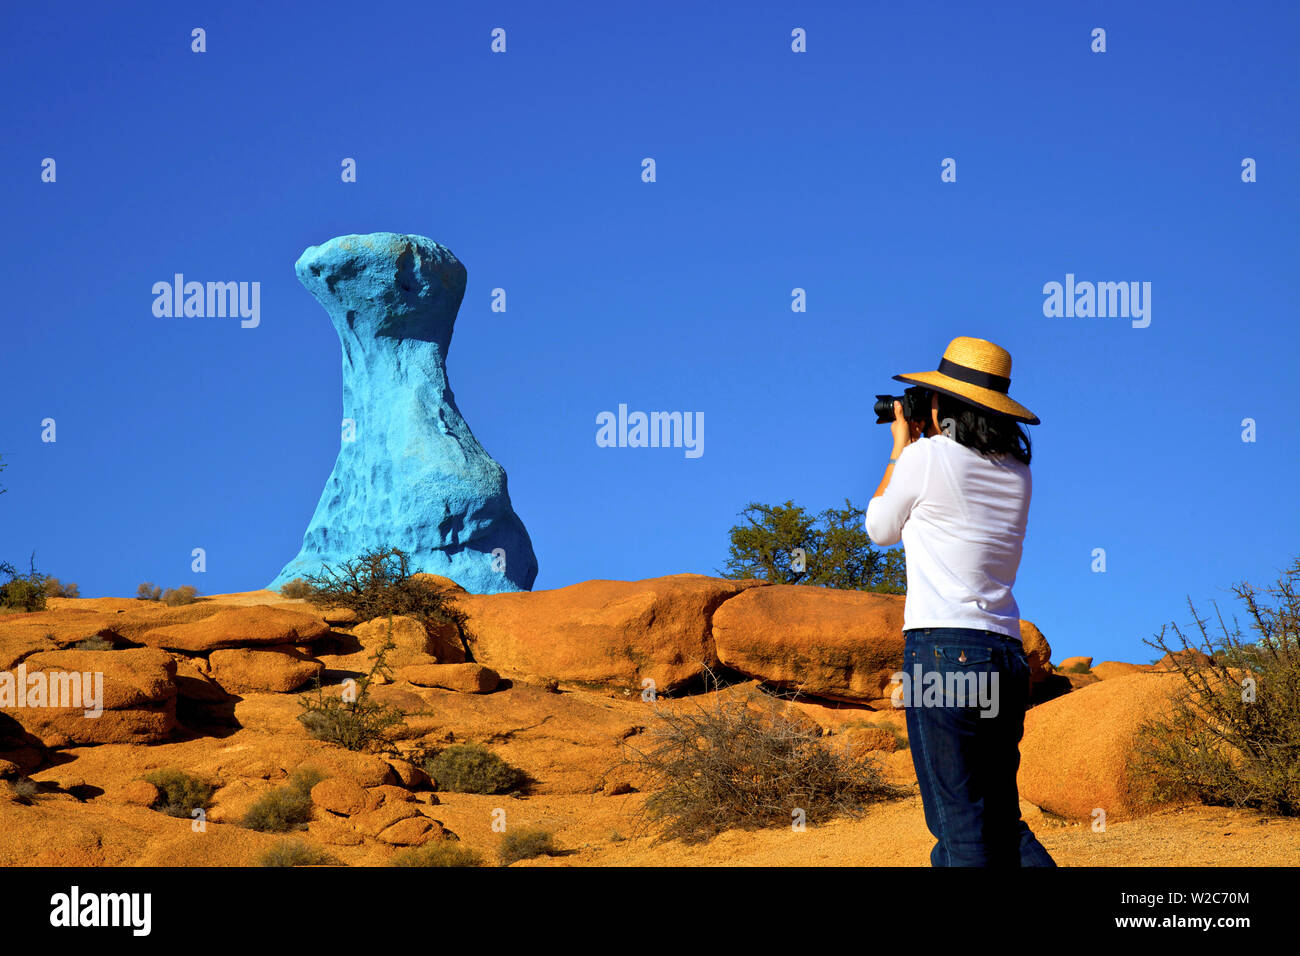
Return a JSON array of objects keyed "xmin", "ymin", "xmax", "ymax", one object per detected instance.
[{"xmin": 904, "ymin": 626, "xmax": 1021, "ymax": 642}]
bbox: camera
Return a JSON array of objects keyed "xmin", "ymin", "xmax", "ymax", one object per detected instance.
[{"xmin": 873, "ymin": 385, "xmax": 932, "ymax": 425}]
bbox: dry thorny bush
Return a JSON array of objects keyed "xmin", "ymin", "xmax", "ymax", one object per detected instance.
[
  {"xmin": 619, "ymin": 668, "xmax": 907, "ymax": 845},
  {"xmin": 1130, "ymin": 556, "xmax": 1300, "ymax": 816},
  {"xmin": 302, "ymin": 547, "xmax": 469, "ymax": 631}
]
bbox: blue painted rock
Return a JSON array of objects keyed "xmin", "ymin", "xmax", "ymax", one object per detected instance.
[{"xmin": 269, "ymin": 233, "xmax": 537, "ymax": 594}]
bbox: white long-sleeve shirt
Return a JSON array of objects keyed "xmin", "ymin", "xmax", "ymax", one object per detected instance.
[{"xmin": 865, "ymin": 434, "xmax": 1030, "ymax": 639}]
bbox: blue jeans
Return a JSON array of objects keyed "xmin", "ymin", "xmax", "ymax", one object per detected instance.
[{"xmin": 901, "ymin": 626, "xmax": 1056, "ymax": 867}]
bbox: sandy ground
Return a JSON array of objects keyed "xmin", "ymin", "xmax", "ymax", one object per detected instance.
[{"xmin": 429, "ymin": 791, "xmax": 1300, "ymax": 867}]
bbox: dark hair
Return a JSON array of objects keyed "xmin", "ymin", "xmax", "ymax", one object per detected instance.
[{"xmin": 931, "ymin": 390, "xmax": 1032, "ymax": 466}]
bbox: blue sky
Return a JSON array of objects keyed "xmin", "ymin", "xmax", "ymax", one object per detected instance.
[{"xmin": 2, "ymin": 1, "xmax": 1297, "ymax": 665}]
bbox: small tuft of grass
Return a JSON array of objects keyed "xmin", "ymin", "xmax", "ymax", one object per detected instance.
[
  {"xmin": 498, "ymin": 826, "xmax": 558, "ymax": 866},
  {"xmin": 390, "ymin": 841, "xmax": 484, "ymax": 867},
  {"xmin": 142, "ymin": 768, "xmax": 216, "ymax": 818},
  {"xmin": 12, "ymin": 777, "xmax": 41, "ymax": 804},
  {"xmin": 73, "ymin": 634, "xmax": 116, "ymax": 651},
  {"xmin": 241, "ymin": 768, "xmax": 327, "ymax": 832},
  {"xmin": 257, "ymin": 838, "xmax": 339, "ymax": 867}
]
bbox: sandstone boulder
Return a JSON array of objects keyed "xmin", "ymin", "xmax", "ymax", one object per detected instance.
[
  {"xmin": 385, "ymin": 758, "xmax": 432, "ymax": 789},
  {"xmin": 310, "ymin": 777, "xmax": 373, "ymax": 816},
  {"xmin": 711, "ymin": 585, "xmax": 904, "ymax": 702},
  {"xmin": 1017, "ymin": 619, "xmax": 1053, "ymax": 691},
  {"xmin": 320, "ymin": 607, "xmax": 360, "ymax": 626},
  {"xmin": 400, "ymin": 662, "xmax": 499, "ymax": 693},
  {"xmin": 1153, "ymin": 649, "xmax": 1214, "ymax": 671},
  {"xmin": 0, "ymin": 649, "xmax": 178, "ymax": 747},
  {"xmin": 139, "ymin": 606, "xmax": 331, "ymax": 653},
  {"xmin": 351, "ymin": 615, "xmax": 464, "ymax": 667},
  {"xmin": 209, "ymin": 644, "xmax": 324, "ymax": 693},
  {"xmin": 378, "ymin": 814, "xmax": 443, "ymax": 846},
  {"xmin": 457, "ymin": 574, "xmax": 765, "ymax": 693},
  {"xmin": 1092, "ymin": 661, "xmax": 1147, "ymax": 680},
  {"xmin": 0, "ymin": 601, "xmax": 226, "ymax": 670},
  {"xmin": 118, "ymin": 779, "xmax": 160, "ymax": 807},
  {"xmin": 1018, "ymin": 672, "xmax": 1190, "ymax": 821}
]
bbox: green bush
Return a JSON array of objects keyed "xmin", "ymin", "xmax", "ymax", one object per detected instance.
[
  {"xmin": 498, "ymin": 826, "xmax": 557, "ymax": 866},
  {"xmin": 390, "ymin": 842, "xmax": 483, "ymax": 867},
  {"xmin": 425, "ymin": 743, "xmax": 525, "ymax": 795},
  {"xmin": 0, "ymin": 555, "xmax": 48, "ymax": 612},
  {"xmin": 241, "ymin": 768, "xmax": 327, "ymax": 832},
  {"xmin": 258, "ymin": 838, "xmax": 339, "ymax": 867},
  {"xmin": 298, "ymin": 618, "xmax": 407, "ymax": 752},
  {"xmin": 279, "ymin": 578, "xmax": 315, "ymax": 599},
  {"xmin": 1130, "ymin": 557, "xmax": 1300, "ymax": 816},
  {"xmin": 162, "ymin": 585, "xmax": 199, "ymax": 606},
  {"xmin": 719, "ymin": 499, "xmax": 906, "ymax": 593},
  {"xmin": 142, "ymin": 769, "xmax": 217, "ymax": 818}
]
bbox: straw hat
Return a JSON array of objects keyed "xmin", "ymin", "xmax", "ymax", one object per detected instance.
[{"xmin": 893, "ymin": 336, "xmax": 1039, "ymax": 425}]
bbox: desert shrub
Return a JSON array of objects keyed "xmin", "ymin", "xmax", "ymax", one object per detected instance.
[
  {"xmin": 424, "ymin": 743, "xmax": 525, "ymax": 795},
  {"xmin": 41, "ymin": 577, "xmax": 79, "ymax": 598},
  {"xmin": 1130, "ymin": 557, "xmax": 1300, "ymax": 816},
  {"xmin": 73, "ymin": 635, "xmax": 115, "ymax": 651},
  {"xmin": 12, "ymin": 777, "xmax": 40, "ymax": 804},
  {"xmin": 279, "ymin": 577, "xmax": 314, "ymax": 599},
  {"xmin": 390, "ymin": 842, "xmax": 483, "ymax": 867},
  {"xmin": 621, "ymin": 673, "xmax": 906, "ymax": 845},
  {"xmin": 241, "ymin": 768, "xmax": 327, "ymax": 832},
  {"xmin": 720, "ymin": 499, "xmax": 906, "ymax": 593},
  {"xmin": 302, "ymin": 546, "xmax": 469, "ymax": 637},
  {"xmin": 162, "ymin": 585, "xmax": 199, "ymax": 606},
  {"xmin": 298, "ymin": 617, "xmax": 407, "ymax": 752},
  {"xmin": 1061, "ymin": 661, "xmax": 1092, "ymax": 674},
  {"xmin": 142, "ymin": 768, "xmax": 216, "ymax": 818},
  {"xmin": 257, "ymin": 838, "xmax": 338, "ymax": 867},
  {"xmin": 0, "ymin": 555, "xmax": 48, "ymax": 612},
  {"xmin": 136, "ymin": 582, "xmax": 162, "ymax": 601},
  {"xmin": 497, "ymin": 826, "xmax": 557, "ymax": 866}
]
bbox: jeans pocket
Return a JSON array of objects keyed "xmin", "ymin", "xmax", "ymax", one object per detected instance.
[
  {"xmin": 930, "ymin": 644, "xmax": 999, "ymax": 712},
  {"xmin": 934, "ymin": 645, "xmax": 994, "ymax": 666}
]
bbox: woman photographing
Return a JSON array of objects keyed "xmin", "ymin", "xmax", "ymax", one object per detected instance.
[{"xmin": 866, "ymin": 336, "xmax": 1055, "ymax": 867}]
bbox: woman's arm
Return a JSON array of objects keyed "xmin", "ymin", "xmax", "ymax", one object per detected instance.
[{"xmin": 871, "ymin": 400, "xmax": 923, "ymax": 499}]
